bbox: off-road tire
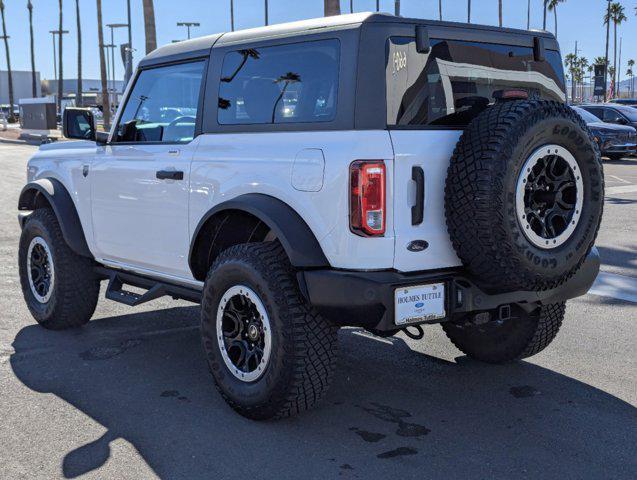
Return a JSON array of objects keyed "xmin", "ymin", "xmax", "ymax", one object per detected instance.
[
  {"xmin": 442, "ymin": 302, "xmax": 566, "ymax": 364},
  {"xmin": 200, "ymin": 242, "xmax": 338, "ymax": 420},
  {"xmin": 445, "ymin": 100, "xmax": 604, "ymax": 292},
  {"xmin": 18, "ymin": 208, "xmax": 99, "ymax": 329}
]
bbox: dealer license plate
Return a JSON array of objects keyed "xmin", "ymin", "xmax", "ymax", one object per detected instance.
[{"xmin": 394, "ymin": 283, "xmax": 446, "ymax": 326}]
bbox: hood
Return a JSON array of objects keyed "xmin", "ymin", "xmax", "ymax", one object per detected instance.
[
  {"xmin": 38, "ymin": 140, "xmax": 98, "ymax": 152},
  {"xmin": 587, "ymin": 122, "xmax": 636, "ymax": 134}
]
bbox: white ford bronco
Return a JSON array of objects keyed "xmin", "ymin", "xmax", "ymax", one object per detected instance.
[{"xmin": 18, "ymin": 13, "xmax": 604, "ymax": 419}]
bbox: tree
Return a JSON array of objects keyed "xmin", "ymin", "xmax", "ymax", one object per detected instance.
[
  {"xmin": 564, "ymin": 53, "xmax": 578, "ymax": 102},
  {"xmin": 75, "ymin": 0, "xmax": 82, "ymax": 106},
  {"xmin": 498, "ymin": 0, "xmax": 503, "ymax": 27},
  {"xmin": 142, "ymin": 0, "xmax": 157, "ymax": 54},
  {"xmin": 27, "ymin": 1, "xmax": 37, "ymax": 98},
  {"xmin": 626, "ymin": 68, "xmax": 634, "ymax": 97},
  {"xmin": 628, "ymin": 59, "xmax": 635, "ymax": 96},
  {"xmin": 0, "ymin": 1, "xmax": 15, "ymax": 121},
  {"xmin": 96, "ymin": 0, "xmax": 110, "ymax": 128},
  {"xmin": 324, "ymin": 0, "xmax": 340, "ymax": 16},
  {"xmin": 547, "ymin": 0, "xmax": 565, "ymax": 38},
  {"xmin": 543, "ymin": 0, "xmax": 548, "ymax": 29},
  {"xmin": 605, "ymin": 2, "xmax": 627, "ymax": 98}
]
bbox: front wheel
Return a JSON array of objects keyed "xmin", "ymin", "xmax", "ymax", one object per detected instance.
[
  {"xmin": 200, "ymin": 242, "xmax": 338, "ymax": 420},
  {"xmin": 442, "ymin": 302, "xmax": 566, "ymax": 364},
  {"xmin": 18, "ymin": 208, "xmax": 99, "ymax": 329}
]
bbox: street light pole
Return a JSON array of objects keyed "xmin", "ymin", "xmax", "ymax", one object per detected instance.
[
  {"xmin": 126, "ymin": 0, "xmax": 133, "ymax": 86},
  {"xmin": 106, "ymin": 23, "xmax": 128, "ymax": 109},
  {"xmin": 49, "ymin": 30, "xmax": 68, "ymax": 100},
  {"xmin": 265, "ymin": 0, "xmax": 268, "ymax": 25},
  {"xmin": 177, "ymin": 22, "xmax": 200, "ymax": 40}
]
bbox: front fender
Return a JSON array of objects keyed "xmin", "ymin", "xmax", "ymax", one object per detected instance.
[{"xmin": 18, "ymin": 178, "xmax": 93, "ymax": 258}]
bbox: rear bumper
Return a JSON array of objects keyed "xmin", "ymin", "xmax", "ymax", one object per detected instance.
[{"xmin": 299, "ymin": 247, "xmax": 600, "ymax": 331}]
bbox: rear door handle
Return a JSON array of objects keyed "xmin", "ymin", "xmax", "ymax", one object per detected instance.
[
  {"xmin": 156, "ymin": 170, "xmax": 184, "ymax": 181},
  {"xmin": 411, "ymin": 166, "xmax": 425, "ymax": 225}
]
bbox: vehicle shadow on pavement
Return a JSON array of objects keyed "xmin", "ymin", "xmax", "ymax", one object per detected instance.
[{"xmin": 10, "ymin": 307, "xmax": 637, "ymax": 480}]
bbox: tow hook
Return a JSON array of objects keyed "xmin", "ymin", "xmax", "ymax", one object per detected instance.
[{"xmin": 402, "ymin": 325, "xmax": 425, "ymax": 340}]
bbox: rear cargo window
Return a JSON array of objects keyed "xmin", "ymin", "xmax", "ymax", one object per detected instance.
[
  {"xmin": 218, "ymin": 39, "xmax": 340, "ymax": 125},
  {"xmin": 386, "ymin": 37, "xmax": 566, "ymax": 127}
]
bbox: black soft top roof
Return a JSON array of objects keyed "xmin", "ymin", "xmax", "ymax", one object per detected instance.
[{"xmin": 139, "ymin": 12, "xmax": 558, "ymax": 68}]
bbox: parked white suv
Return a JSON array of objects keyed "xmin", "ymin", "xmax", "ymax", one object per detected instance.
[{"xmin": 17, "ymin": 13, "xmax": 604, "ymax": 419}]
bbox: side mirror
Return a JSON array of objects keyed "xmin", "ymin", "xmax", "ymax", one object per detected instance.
[
  {"xmin": 63, "ymin": 108, "xmax": 98, "ymax": 141},
  {"xmin": 617, "ymin": 117, "xmax": 629, "ymax": 125}
]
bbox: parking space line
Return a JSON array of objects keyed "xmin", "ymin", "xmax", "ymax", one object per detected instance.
[
  {"xmin": 588, "ymin": 271, "xmax": 637, "ymax": 304},
  {"xmin": 607, "ymin": 175, "xmax": 632, "ymax": 185},
  {"xmin": 605, "ymin": 185, "xmax": 637, "ymax": 196}
]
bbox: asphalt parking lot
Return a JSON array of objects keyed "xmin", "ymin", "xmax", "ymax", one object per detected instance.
[{"xmin": 0, "ymin": 143, "xmax": 635, "ymax": 479}]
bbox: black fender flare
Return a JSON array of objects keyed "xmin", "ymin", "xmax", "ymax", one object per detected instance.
[
  {"xmin": 18, "ymin": 178, "xmax": 93, "ymax": 258},
  {"xmin": 189, "ymin": 193, "xmax": 330, "ymax": 272}
]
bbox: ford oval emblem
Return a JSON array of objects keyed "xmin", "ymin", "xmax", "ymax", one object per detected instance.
[
  {"xmin": 407, "ymin": 240, "xmax": 429, "ymax": 252},
  {"xmin": 415, "ymin": 302, "xmax": 424, "ymax": 308}
]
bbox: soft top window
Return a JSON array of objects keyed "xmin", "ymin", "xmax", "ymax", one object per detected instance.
[
  {"xmin": 386, "ymin": 37, "xmax": 566, "ymax": 127},
  {"xmin": 218, "ymin": 39, "xmax": 340, "ymax": 125}
]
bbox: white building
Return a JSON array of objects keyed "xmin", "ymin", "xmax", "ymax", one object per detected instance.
[{"xmin": 0, "ymin": 70, "xmax": 42, "ymax": 105}]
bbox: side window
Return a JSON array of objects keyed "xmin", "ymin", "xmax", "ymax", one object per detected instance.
[
  {"xmin": 218, "ymin": 39, "xmax": 340, "ymax": 125},
  {"xmin": 115, "ymin": 61, "xmax": 205, "ymax": 143}
]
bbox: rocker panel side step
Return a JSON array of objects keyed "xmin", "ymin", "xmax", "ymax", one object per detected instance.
[{"xmin": 95, "ymin": 267, "xmax": 202, "ymax": 306}]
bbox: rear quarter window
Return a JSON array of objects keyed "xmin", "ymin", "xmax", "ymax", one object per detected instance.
[
  {"xmin": 218, "ymin": 39, "xmax": 340, "ymax": 125},
  {"xmin": 386, "ymin": 37, "xmax": 566, "ymax": 127}
]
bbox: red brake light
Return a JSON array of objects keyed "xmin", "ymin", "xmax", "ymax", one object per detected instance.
[{"xmin": 350, "ymin": 160, "xmax": 386, "ymax": 236}]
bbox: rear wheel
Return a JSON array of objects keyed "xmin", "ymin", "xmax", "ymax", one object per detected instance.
[
  {"xmin": 606, "ymin": 154, "xmax": 624, "ymax": 161},
  {"xmin": 442, "ymin": 302, "xmax": 566, "ymax": 364},
  {"xmin": 201, "ymin": 242, "xmax": 338, "ymax": 420},
  {"xmin": 18, "ymin": 208, "xmax": 99, "ymax": 329}
]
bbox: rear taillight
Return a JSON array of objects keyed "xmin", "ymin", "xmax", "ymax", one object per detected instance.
[{"xmin": 349, "ymin": 160, "xmax": 386, "ymax": 236}]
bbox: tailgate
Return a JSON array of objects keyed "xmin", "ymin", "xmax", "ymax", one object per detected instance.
[{"xmin": 390, "ymin": 129, "xmax": 462, "ymax": 272}]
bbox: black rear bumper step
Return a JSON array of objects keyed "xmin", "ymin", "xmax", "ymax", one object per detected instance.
[{"xmin": 96, "ymin": 267, "xmax": 202, "ymax": 306}]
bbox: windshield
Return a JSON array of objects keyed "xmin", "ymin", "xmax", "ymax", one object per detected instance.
[
  {"xmin": 615, "ymin": 105, "xmax": 637, "ymax": 121},
  {"xmin": 572, "ymin": 107, "xmax": 600, "ymax": 124}
]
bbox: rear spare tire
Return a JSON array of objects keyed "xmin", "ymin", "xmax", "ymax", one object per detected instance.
[{"xmin": 445, "ymin": 100, "xmax": 604, "ymax": 292}]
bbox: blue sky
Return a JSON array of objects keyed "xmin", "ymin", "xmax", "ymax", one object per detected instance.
[{"xmin": 1, "ymin": 0, "xmax": 636, "ymax": 82}]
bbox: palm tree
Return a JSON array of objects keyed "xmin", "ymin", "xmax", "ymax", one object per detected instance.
[
  {"xmin": 564, "ymin": 53, "xmax": 577, "ymax": 102},
  {"xmin": 498, "ymin": 0, "xmax": 503, "ymax": 27},
  {"xmin": 543, "ymin": 0, "xmax": 547, "ymax": 30},
  {"xmin": 57, "ymin": 0, "xmax": 64, "ymax": 114},
  {"xmin": 626, "ymin": 68, "xmax": 633, "ymax": 97},
  {"xmin": 0, "ymin": 1, "xmax": 14, "ymax": 121},
  {"xmin": 324, "ymin": 0, "xmax": 340, "ymax": 16},
  {"xmin": 628, "ymin": 59, "xmax": 635, "ymax": 96},
  {"xmin": 142, "ymin": 0, "xmax": 157, "ymax": 54},
  {"xmin": 96, "ymin": 0, "xmax": 110, "ymax": 128},
  {"xmin": 75, "ymin": 0, "xmax": 82, "ymax": 107},
  {"xmin": 27, "ymin": 1, "xmax": 37, "ymax": 98},
  {"xmin": 547, "ymin": 0, "xmax": 564, "ymax": 38},
  {"xmin": 605, "ymin": 3, "xmax": 627, "ymax": 99},
  {"xmin": 230, "ymin": 0, "xmax": 234, "ymax": 31}
]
